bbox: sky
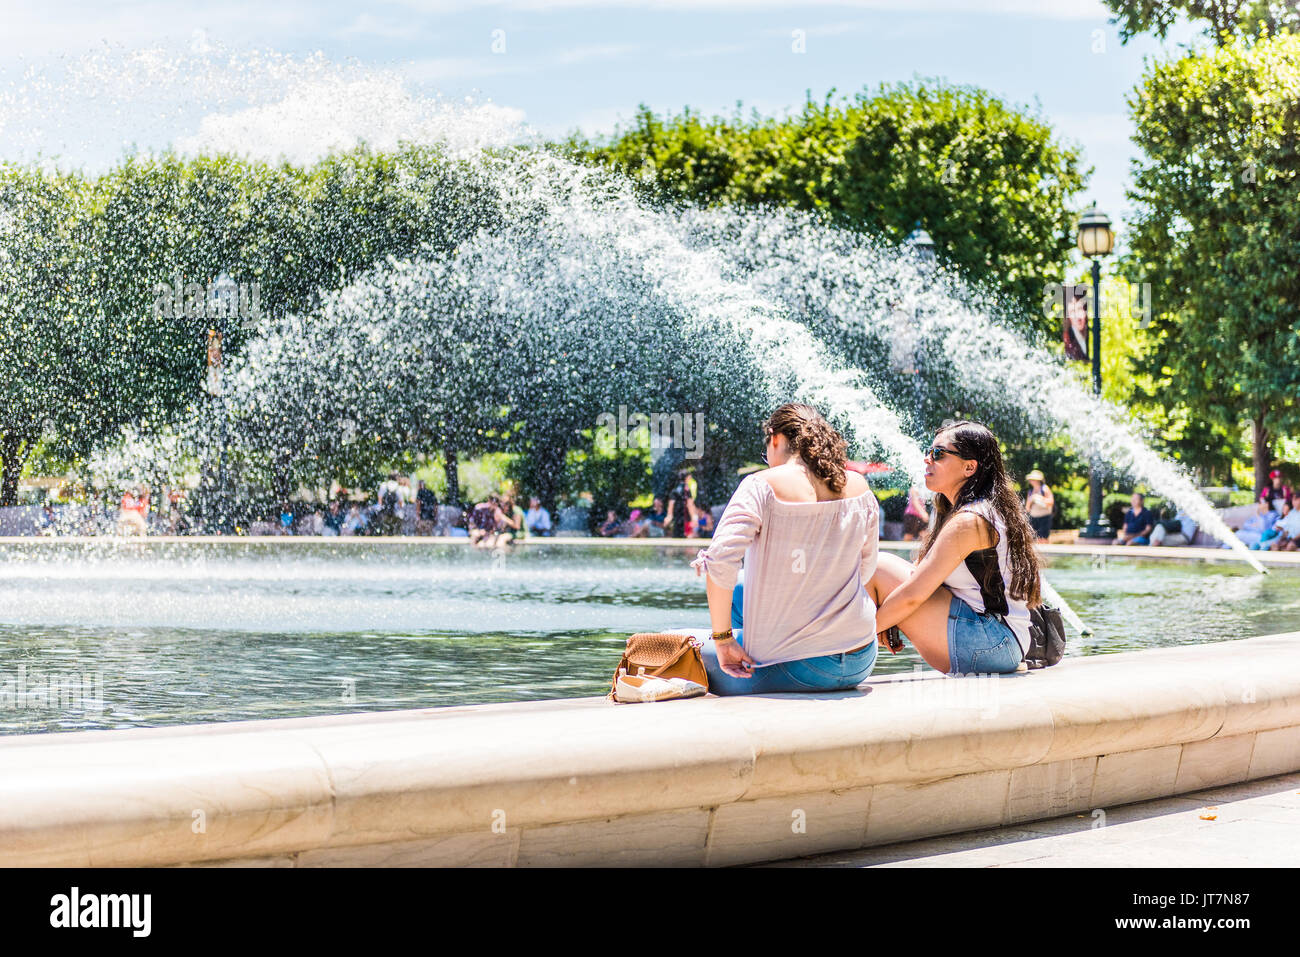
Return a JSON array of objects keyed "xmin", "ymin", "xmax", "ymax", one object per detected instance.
[{"xmin": 0, "ymin": 0, "xmax": 1204, "ymax": 238}]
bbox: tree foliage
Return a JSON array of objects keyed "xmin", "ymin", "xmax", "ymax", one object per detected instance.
[
  {"xmin": 1103, "ymin": 0, "xmax": 1300, "ymax": 45},
  {"xmin": 1123, "ymin": 31, "xmax": 1300, "ymax": 489},
  {"xmin": 567, "ymin": 80, "xmax": 1089, "ymax": 338}
]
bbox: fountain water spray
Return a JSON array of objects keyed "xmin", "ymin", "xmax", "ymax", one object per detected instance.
[
  {"xmin": 677, "ymin": 206, "xmax": 1267, "ymax": 575},
  {"xmin": 6, "ymin": 49, "xmax": 1260, "ymax": 584}
]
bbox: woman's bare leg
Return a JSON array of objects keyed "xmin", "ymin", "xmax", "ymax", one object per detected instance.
[{"xmin": 867, "ymin": 551, "xmax": 953, "ymax": 673}]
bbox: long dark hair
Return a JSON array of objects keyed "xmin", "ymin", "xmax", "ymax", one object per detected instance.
[
  {"xmin": 918, "ymin": 420, "xmax": 1041, "ymax": 605},
  {"xmin": 765, "ymin": 403, "xmax": 848, "ymax": 494}
]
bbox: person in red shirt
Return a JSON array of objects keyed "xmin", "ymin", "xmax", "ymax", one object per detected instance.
[
  {"xmin": 1258, "ymin": 470, "xmax": 1293, "ymax": 509},
  {"xmin": 118, "ymin": 484, "xmax": 148, "ymax": 535}
]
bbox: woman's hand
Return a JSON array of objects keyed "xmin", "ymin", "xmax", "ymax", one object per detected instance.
[{"xmin": 715, "ymin": 638, "xmax": 758, "ymax": 678}]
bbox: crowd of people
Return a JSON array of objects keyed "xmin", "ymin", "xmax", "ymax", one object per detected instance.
[
  {"xmin": 1232, "ymin": 471, "xmax": 1300, "ymax": 551},
  {"xmin": 242, "ymin": 466, "xmax": 717, "ymax": 543},
  {"xmin": 80, "ymin": 457, "xmax": 1298, "ymax": 550}
]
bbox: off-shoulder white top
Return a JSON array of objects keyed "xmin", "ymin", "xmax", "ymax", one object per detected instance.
[{"xmin": 690, "ymin": 472, "xmax": 880, "ymax": 666}]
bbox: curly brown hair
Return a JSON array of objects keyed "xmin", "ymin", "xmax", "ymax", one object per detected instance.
[{"xmin": 764, "ymin": 403, "xmax": 849, "ymax": 494}]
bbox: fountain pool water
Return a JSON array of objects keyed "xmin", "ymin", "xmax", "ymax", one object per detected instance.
[{"xmin": 2, "ymin": 541, "xmax": 1298, "ymax": 735}]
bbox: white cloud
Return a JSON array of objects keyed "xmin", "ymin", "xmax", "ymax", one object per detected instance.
[
  {"xmin": 338, "ymin": 13, "xmax": 417, "ymax": 39},
  {"xmin": 175, "ymin": 72, "xmax": 530, "ymax": 162},
  {"xmin": 667, "ymin": 43, "xmax": 747, "ymax": 59},
  {"xmin": 554, "ymin": 43, "xmax": 641, "ymax": 64},
  {"xmin": 761, "ymin": 20, "xmax": 867, "ymax": 38},
  {"xmin": 403, "ymin": 56, "xmax": 530, "ymax": 82}
]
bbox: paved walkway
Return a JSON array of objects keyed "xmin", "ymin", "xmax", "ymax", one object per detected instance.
[{"xmin": 765, "ymin": 771, "xmax": 1300, "ymax": 867}]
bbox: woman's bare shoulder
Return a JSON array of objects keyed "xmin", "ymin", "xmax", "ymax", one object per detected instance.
[
  {"xmin": 940, "ymin": 508, "xmax": 996, "ymax": 547},
  {"xmin": 843, "ymin": 470, "xmax": 870, "ymax": 496},
  {"xmin": 753, "ymin": 465, "xmax": 799, "ymax": 496}
]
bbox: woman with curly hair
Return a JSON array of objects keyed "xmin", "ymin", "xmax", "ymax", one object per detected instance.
[
  {"xmin": 869, "ymin": 421, "xmax": 1042, "ymax": 675},
  {"xmin": 690, "ymin": 402, "xmax": 880, "ymax": 695}
]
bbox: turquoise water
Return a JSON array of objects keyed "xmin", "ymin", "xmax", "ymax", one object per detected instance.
[{"xmin": 0, "ymin": 542, "xmax": 1296, "ymax": 734}]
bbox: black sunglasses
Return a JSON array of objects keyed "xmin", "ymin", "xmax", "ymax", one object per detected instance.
[
  {"xmin": 761, "ymin": 431, "xmax": 772, "ymax": 465},
  {"xmin": 923, "ymin": 444, "xmax": 962, "ymax": 461}
]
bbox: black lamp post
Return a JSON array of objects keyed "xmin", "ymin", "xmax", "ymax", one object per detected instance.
[{"xmin": 1077, "ymin": 204, "xmax": 1115, "ymax": 540}]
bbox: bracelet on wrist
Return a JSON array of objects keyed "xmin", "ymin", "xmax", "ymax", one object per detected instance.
[{"xmin": 711, "ymin": 628, "xmax": 735, "ymax": 643}]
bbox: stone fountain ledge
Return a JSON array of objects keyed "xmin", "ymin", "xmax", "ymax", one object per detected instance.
[
  {"xmin": 1, "ymin": 633, "xmax": 1298, "ymax": 867},
  {"xmin": 3, "ymin": 535, "xmax": 1300, "ymax": 568}
]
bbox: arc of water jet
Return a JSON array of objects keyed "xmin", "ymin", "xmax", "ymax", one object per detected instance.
[{"xmin": 682, "ymin": 206, "xmax": 1268, "ymax": 576}]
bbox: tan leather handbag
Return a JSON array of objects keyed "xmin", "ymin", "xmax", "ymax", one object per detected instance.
[{"xmin": 608, "ymin": 632, "xmax": 709, "ymax": 700}]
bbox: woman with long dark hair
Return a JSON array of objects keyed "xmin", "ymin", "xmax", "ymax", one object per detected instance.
[
  {"xmin": 691, "ymin": 402, "xmax": 880, "ymax": 694},
  {"xmin": 869, "ymin": 421, "xmax": 1041, "ymax": 674}
]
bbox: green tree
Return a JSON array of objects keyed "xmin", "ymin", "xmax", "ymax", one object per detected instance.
[
  {"xmin": 1123, "ymin": 32, "xmax": 1300, "ymax": 493},
  {"xmin": 568, "ymin": 80, "xmax": 1089, "ymax": 337},
  {"xmin": 1103, "ymin": 0, "xmax": 1300, "ymax": 45}
]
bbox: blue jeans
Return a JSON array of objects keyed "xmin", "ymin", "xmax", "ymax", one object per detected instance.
[
  {"xmin": 946, "ymin": 593, "xmax": 1023, "ymax": 675},
  {"xmin": 700, "ymin": 576, "xmax": 878, "ymax": 695}
]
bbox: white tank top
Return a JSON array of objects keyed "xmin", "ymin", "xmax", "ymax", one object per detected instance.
[{"xmin": 941, "ymin": 500, "xmax": 1032, "ymax": 657}]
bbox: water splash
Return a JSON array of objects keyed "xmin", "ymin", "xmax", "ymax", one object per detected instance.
[
  {"xmin": 676, "ymin": 205, "xmax": 1265, "ymax": 573},
  {"xmin": 2, "ymin": 47, "xmax": 1257, "ymax": 580}
]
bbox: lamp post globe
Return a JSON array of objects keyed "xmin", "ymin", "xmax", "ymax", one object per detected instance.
[{"xmin": 905, "ymin": 224, "xmax": 936, "ymax": 266}]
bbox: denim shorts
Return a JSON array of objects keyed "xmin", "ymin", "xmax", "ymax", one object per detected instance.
[
  {"xmin": 699, "ymin": 576, "xmax": 878, "ymax": 696},
  {"xmin": 946, "ymin": 593, "xmax": 1023, "ymax": 675}
]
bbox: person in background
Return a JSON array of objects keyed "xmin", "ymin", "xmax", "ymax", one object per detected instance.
[
  {"xmin": 629, "ymin": 498, "xmax": 666, "ymax": 537},
  {"xmin": 1232, "ymin": 499, "xmax": 1278, "ymax": 549},
  {"xmin": 378, "ymin": 471, "xmax": 400, "ymax": 505},
  {"xmin": 1023, "ymin": 470, "xmax": 1054, "ymax": 543},
  {"xmin": 902, "ymin": 484, "xmax": 929, "ymax": 541},
  {"xmin": 599, "ymin": 509, "xmax": 622, "ymax": 537},
  {"xmin": 322, "ymin": 499, "xmax": 346, "ymax": 536},
  {"xmin": 469, "ymin": 496, "xmax": 500, "ymax": 547},
  {"xmin": 1259, "ymin": 469, "xmax": 1293, "ymax": 510},
  {"xmin": 493, "ymin": 495, "xmax": 527, "ymax": 546},
  {"xmin": 167, "ymin": 487, "xmax": 191, "ymax": 535},
  {"xmin": 416, "ymin": 480, "xmax": 438, "ymax": 535},
  {"xmin": 619, "ymin": 508, "xmax": 643, "ymax": 537},
  {"xmin": 278, "ymin": 501, "xmax": 295, "ymax": 536},
  {"xmin": 1150, "ymin": 506, "xmax": 1196, "ymax": 547},
  {"xmin": 342, "ymin": 503, "xmax": 365, "ymax": 536},
  {"xmin": 663, "ymin": 468, "xmax": 697, "ymax": 538},
  {"xmin": 39, "ymin": 500, "xmax": 57, "ymax": 536},
  {"xmin": 1115, "ymin": 492, "xmax": 1157, "ymax": 546},
  {"xmin": 1257, "ymin": 497, "xmax": 1295, "ymax": 550},
  {"xmin": 1269, "ymin": 493, "xmax": 1300, "ymax": 551},
  {"xmin": 646, "ymin": 497, "xmax": 667, "ymax": 537},
  {"xmin": 118, "ymin": 485, "xmax": 149, "ymax": 536},
  {"xmin": 693, "ymin": 504, "xmax": 714, "ymax": 538},
  {"xmin": 525, "ymin": 496, "xmax": 552, "ymax": 536}
]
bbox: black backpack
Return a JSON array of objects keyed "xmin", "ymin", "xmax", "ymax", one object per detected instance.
[
  {"xmin": 1025, "ymin": 604, "xmax": 1066, "ymax": 669},
  {"xmin": 963, "ymin": 547, "xmax": 1066, "ymax": 669},
  {"xmin": 382, "ymin": 489, "xmax": 398, "ymax": 513}
]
